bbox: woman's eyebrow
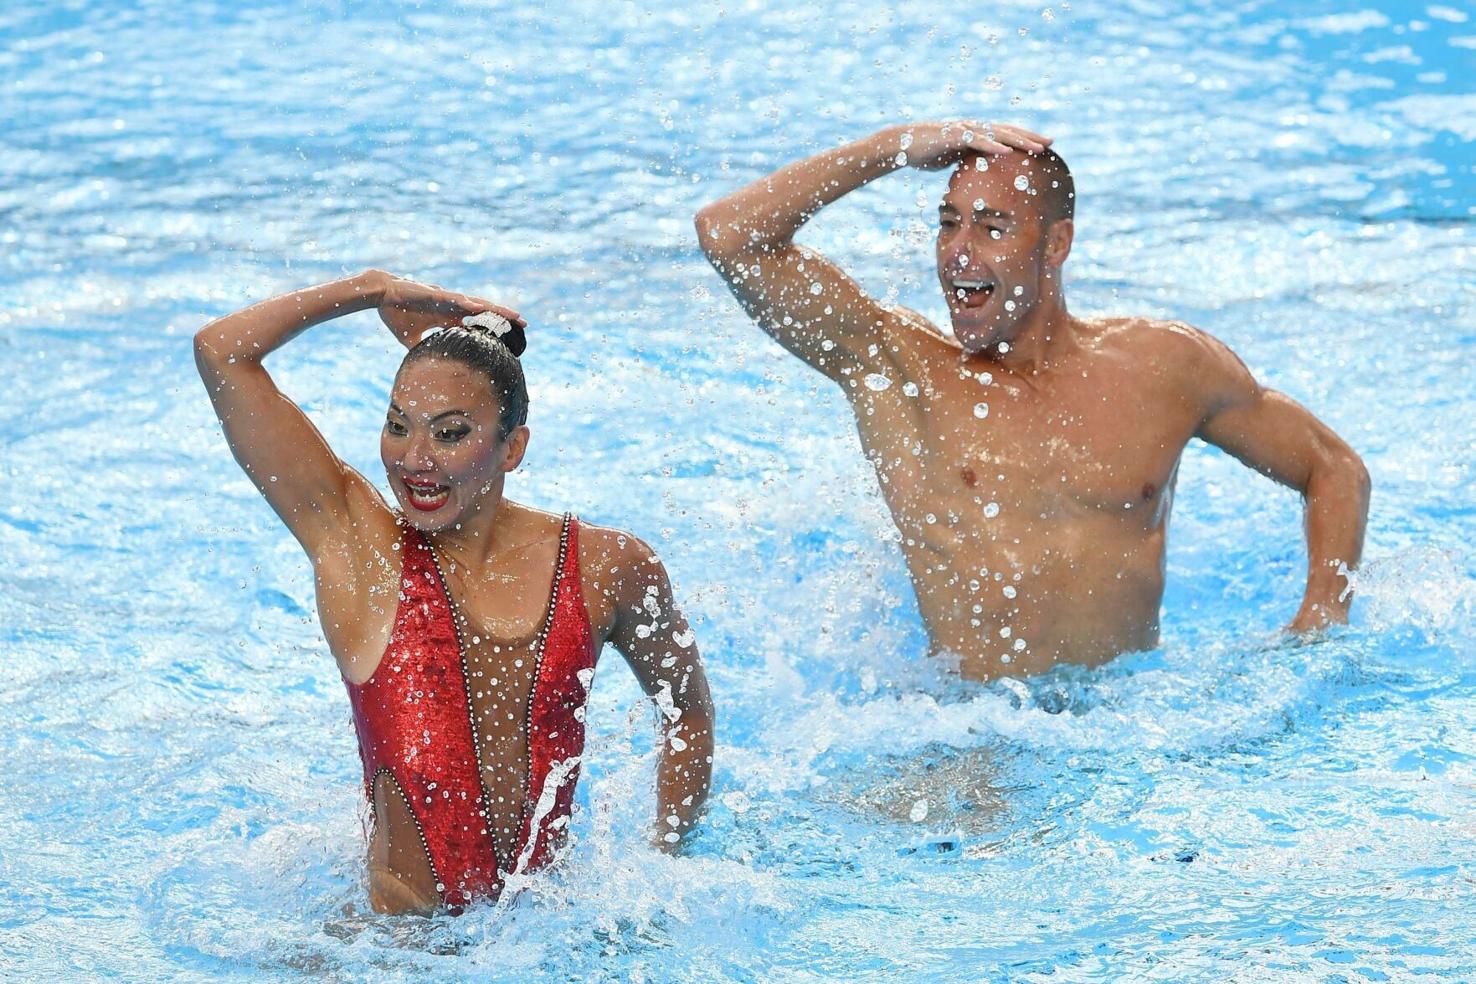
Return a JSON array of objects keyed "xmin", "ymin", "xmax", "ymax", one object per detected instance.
[{"xmin": 386, "ymin": 404, "xmax": 471, "ymax": 421}]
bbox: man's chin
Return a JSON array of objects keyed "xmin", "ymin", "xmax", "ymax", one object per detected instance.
[{"xmin": 950, "ymin": 316, "xmax": 999, "ymax": 353}]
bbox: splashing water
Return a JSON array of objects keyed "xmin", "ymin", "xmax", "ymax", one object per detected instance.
[{"xmin": 2, "ymin": 0, "xmax": 1474, "ymax": 981}]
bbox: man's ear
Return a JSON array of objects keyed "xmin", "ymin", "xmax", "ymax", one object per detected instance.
[
  {"xmin": 502, "ymin": 425, "xmax": 531, "ymax": 471},
  {"xmin": 1045, "ymin": 218, "xmax": 1074, "ymax": 267}
]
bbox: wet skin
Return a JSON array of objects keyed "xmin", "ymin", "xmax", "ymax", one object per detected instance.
[
  {"xmin": 195, "ymin": 272, "xmax": 714, "ymax": 913},
  {"xmin": 697, "ymin": 124, "xmax": 1369, "ymax": 678}
]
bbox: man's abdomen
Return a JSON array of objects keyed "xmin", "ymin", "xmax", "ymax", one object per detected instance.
[{"xmin": 906, "ymin": 517, "xmax": 1167, "ymax": 679}]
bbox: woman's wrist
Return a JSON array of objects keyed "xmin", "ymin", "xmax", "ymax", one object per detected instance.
[{"xmin": 351, "ymin": 268, "xmax": 392, "ymax": 306}]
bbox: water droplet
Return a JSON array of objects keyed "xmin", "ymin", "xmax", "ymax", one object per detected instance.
[
  {"xmin": 1013, "ymin": 285, "xmax": 1024, "ymax": 296},
  {"xmin": 1003, "ymin": 584, "xmax": 1017, "ymax": 598},
  {"xmin": 1000, "ymin": 626, "xmax": 1012, "ymax": 638},
  {"xmin": 902, "ymin": 381, "xmax": 920, "ymax": 397},
  {"xmin": 974, "ymin": 402, "xmax": 990, "ymax": 419},
  {"xmin": 864, "ymin": 372, "xmax": 893, "ymax": 391},
  {"xmin": 809, "ymin": 281, "xmax": 823, "ymax": 295},
  {"xmin": 984, "ymin": 501, "xmax": 1000, "ymax": 518},
  {"xmin": 1013, "ymin": 638, "xmax": 1027, "ymax": 651},
  {"xmin": 1014, "ymin": 175, "xmax": 1030, "ymax": 191},
  {"xmin": 909, "ymin": 798, "xmax": 929, "ymax": 822},
  {"xmin": 899, "ymin": 131, "xmax": 914, "ymax": 151},
  {"xmin": 1004, "ymin": 300, "xmax": 1016, "ymax": 311}
]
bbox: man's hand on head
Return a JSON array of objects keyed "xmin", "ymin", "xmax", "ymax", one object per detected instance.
[{"xmin": 890, "ymin": 121, "xmax": 1052, "ymax": 171}]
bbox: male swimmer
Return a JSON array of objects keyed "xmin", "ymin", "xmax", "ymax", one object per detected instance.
[
  {"xmin": 196, "ymin": 272, "xmax": 713, "ymax": 912},
  {"xmin": 696, "ymin": 122, "xmax": 1369, "ymax": 678}
]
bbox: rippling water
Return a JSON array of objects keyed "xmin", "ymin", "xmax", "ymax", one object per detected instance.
[{"xmin": 3, "ymin": 0, "xmax": 1474, "ymax": 980}]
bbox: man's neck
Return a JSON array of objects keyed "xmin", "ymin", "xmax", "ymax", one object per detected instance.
[{"xmin": 975, "ymin": 295, "xmax": 1075, "ymax": 376}]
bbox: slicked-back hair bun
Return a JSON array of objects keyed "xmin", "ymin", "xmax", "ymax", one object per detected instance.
[{"xmin": 401, "ymin": 325, "xmax": 529, "ymax": 437}]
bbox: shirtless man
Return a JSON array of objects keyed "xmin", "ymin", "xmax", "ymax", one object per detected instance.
[{"xmin": 695, "ymin": 122, "xmax": 1370, "ymax": 678}]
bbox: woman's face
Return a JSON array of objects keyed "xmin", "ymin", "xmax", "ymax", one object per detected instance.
[{"xmin": 380, "ymin": 357, "xmax": 525, "ymax": 531}]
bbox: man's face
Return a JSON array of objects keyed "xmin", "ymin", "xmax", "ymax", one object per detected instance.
[{"xmin": 935, "ymin": 155, "xmax": 1060, "ymax": 354}]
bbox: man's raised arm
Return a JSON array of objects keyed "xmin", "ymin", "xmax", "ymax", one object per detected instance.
[{"xmin": 694, "ymin": 122, "xmax": 1049, "ymax": 381}]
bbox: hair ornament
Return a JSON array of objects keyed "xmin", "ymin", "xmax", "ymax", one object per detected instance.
[{"xmin": 462, "ymin": 311, "xmax": 514, "ymax": 338}]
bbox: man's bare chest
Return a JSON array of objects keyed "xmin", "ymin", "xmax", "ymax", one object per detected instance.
[{"xmin": 856, "ymin": 360, "xmax": 1199, "ymax": 516}]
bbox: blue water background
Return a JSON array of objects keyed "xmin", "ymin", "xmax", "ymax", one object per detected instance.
[{"xmin": 2, "ymin": 0, "xmax": 1474, "ymax": 980}]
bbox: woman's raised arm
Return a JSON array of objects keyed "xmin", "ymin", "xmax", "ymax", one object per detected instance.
[{"xmin": 193, "ymin": 270, "xmax": 392, "ymax": 554}]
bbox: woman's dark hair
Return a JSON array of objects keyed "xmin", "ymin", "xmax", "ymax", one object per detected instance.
[{"xmin": 401, "ymin": 322, "xmax": 528, "ymax": 437}]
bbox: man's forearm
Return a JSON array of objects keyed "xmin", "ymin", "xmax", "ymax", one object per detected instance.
[
  {"xmin": 1295, "ymin": 452, "xmax": 1371, "ymax": 627},
  {"xmin": 695, "ymin": 127, "xmax": 907, "ymax": 255}
]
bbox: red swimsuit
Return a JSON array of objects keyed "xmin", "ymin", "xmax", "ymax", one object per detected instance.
[{"xmin": 345, "ymin": 514, "xmax": 596, "ymax": 907}]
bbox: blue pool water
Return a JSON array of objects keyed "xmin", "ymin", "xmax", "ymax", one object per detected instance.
[{"xmin": 3, "ymin": 1, "xmax": 1474, "ymax": 980}]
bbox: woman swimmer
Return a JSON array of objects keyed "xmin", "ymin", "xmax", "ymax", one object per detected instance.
[{"xmin": 195, "ymin": 271, "xmax": 714, "ymax": 914}]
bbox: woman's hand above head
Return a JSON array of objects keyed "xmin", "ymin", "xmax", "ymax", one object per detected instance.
[{"xmin": 376, "ymin": 275, "xmax": 527, "ymax": 349}]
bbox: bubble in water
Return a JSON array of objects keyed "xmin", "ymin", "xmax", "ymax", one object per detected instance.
[
  {"xmin": 1014, "ymin": 175, "xmax": 1030, "ymax": 191},
  {"xmin": 909, "ymin": 798, "xmax": 929, "ymax": 822},
  {"xmin": 864, "ymin": 372, "xmax": 893, "ymax": 391},
  {"xmin": 722, "ymin": 790, "xmax": 751, "ymax": 813},
  {"xmin": 974, "ymin": 402, "xmax": 990, "ymax": 418},
  {"xmin": 984, "ymin": 502, "xmax": 1000, "ymax": 518}
]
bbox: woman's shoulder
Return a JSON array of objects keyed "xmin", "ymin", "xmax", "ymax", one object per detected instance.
[{"xmin": 566, "ymin": 517, "xmax": 666, "ymax": 588}]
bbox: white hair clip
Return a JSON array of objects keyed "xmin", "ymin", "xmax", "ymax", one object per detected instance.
[{"xmin": 462, "ymin": 312, "xmax": 513, "ymax": 338}]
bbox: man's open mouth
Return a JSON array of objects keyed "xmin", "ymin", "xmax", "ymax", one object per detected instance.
[{"xmin": 951, "ymin": 279, "xmax": 996, "ymax": 310}]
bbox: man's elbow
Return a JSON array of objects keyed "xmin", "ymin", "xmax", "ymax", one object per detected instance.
[
  {"xmin": 1347, "ymin": 449, "xmax": 1372, "ymax": 507},
  {"xmin": 693, "ymin": 206, "xmax": 729, "ymax": 264},
  {"xmin": 1317, "ymin": 440, "xmax": 1371, "ymax": 506},
  {"xmin": 193, "ymin": 326, "xmax": 227, "ymax": 377}
]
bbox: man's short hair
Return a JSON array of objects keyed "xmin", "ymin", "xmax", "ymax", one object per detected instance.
[
  {"xmin": 1031, "ymin": 148, "xmax": 1075, "ymax": 226},
  {"xmin": 960, "ymin": 148, "xmax": 1075, "ymax": 226}
]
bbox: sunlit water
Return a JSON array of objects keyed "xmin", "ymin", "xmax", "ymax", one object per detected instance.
[{"xmin": 3, "ymin": 1, "xmax": 1474, "ymax": 980}]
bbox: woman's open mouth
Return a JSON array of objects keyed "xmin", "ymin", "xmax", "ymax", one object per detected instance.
[{"xmin": 402, "ymin": 478, "xmax": 451, "ymax": 512}]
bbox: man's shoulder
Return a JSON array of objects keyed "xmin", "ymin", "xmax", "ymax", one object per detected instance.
[
  {"xmin": 1086, "ymin": 316, "xmax": 1256, "ymax": 410},
  {"xmin": 1088, "ymin": 316, "xmax": 1231, "ymax": 368},
  {"xmin": 877, "ymin": 304, "xmax": 963, "ymax": 359}
]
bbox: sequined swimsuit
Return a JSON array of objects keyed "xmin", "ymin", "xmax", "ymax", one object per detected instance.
[{"xmin": 345, "ymin": 514, "xmax": 597, "ymax": 908}]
